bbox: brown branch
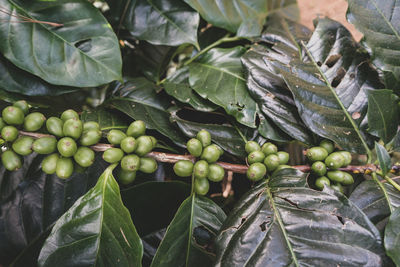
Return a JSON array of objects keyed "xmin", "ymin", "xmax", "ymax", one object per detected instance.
[
  {"xmin": 222, "ymin": 171, "xmax": 233, "ymax": 198},
  {"xmin": 0, "ymin": 8, "xmax": 63, "ymax": 27}
]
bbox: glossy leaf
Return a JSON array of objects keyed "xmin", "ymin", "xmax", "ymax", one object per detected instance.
[
  {"xmin": 257, "ymin": 112, "xmax": 291, "ymax": 143},
  {"xmin": 384, "ymin": 207, "xmax": 400, "ymax": 265},
  {"xmin": 0, "ymin": 55, "xmax": 77, "ymax": 96},
  {"xmin": 38, "ymin": 164, "xmax": 143, "ymax": 266},
  {"xmin": 111, "ymin": 78, "xmax": 187, "ymax": 146},
  {"xmin": 0, "ymin": 0, "xmax": 122, "ymax": 87},
  {"xmin": 375, "ymin": 142, "xmax": 392, "ymax": 176},
  {"xmin": 151, "ymin": 194, "xmax": 226, "ymax": 267},
  {"xmin": 108, "ymin": 0, "xmax": 199, "ymax": 47},
  {"xmin": 347, "ymin": 0, "xmax": 400, "ymax": 90},
  {"xmin": 81, "ymin": 108, "xmax": 129, "ymax": 131},
  {"xmin": 164, "ymin": 66, "xmax": 218, "ymax": 112},
  {"xmin": 367, "ymin": 89, "xmax": 399, "ymax": 143},
  {"xmin": 184, "ymin": 0, "xmax": 298, "ymax": 37},
  {"xmin": 215, "ymin": 169, "xmax": 385, "ymax": 266},
  {"xmin": 189, "ymin": 47, "xmax": 258, "ymax": 128}
]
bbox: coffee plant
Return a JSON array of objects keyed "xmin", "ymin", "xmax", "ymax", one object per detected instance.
[{"xmin": 0, "ymin": 0, "xmax": 400, "ymax": 266}]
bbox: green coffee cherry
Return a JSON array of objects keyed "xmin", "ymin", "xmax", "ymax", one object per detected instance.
[
  {"xmin": 342, "ymin": 172, "xmax": 354, "ymax": 185},
  {"xmin": 315, "ymin": 176, "xmax": 330, "ymax": 190},
  {"xmin": 247, "ymin": 163, "xmax": 267, "ymax": 181},
  {"xmin": 32, "ymin": 137, "xmax": 57, "ymax": 154},
  {"xmin": 319, "ymin": 139, "xmax": 334, "ymax": 154},
  {"xmin": 126, "ymin": 120, "xmax": 146, "ymax": 137},
  {"xmin": 338, "ymin": 151, "xmax": 352, "ymax": 166},
  {"xmin": 107, "ymin": 130, "xmax": 127, "ymax": 145},
  {"xmin": 331, "ymin": 183, "xmax": 344, "ymax": 194},
  {"xmin": 306, "ymin": 146, "xmax": 328, "ymax": 162},
  {"xmin": 245, "ymin": 141, "xmax": 260, "ymax": 154},
  {"xmin": 2, "ymin": 150, "xmax": 22, "ymax": 171},
  {"xmin": 311, "ymin": 161, "xmax": 327, "ymax": 176},
  {"xmin": 13, "ymin": 100, "xmax": 29, "ymax": 115},
  {"xmin": 57, "ymin": 137, "xmax": 78, "ymax": 157},
  {"xmin": 272, "ymin": 165, "xmax": 292, "ymax": 175},
  {"xmin": 74, "ymin": 147, "xmax": 95, "ymax": 168},
  {"xmin": 173, "ymin": 160, "xmax": 194, "ymax": 177},
  {"xmin": 83, "ymin": 121, "xmax": 100, "ymax": 131},
  {"xmin": 277, "ymin": 151, "xmax": 289, "ymax": 165},
  {"xmin": 56, "ymin": 157, "xmax": 74, "ymax": 179},
  {"xmin": 247, "ymin": 150, "xmax": 265, "ymax": 164},
  {"xmin": 117, "ymin": 169, "xmax": 136, "ymax": 185},
  {"xmin": 63, "ymin": 118, "xmax": 83, "ymax": 139},
  {"xmin": 121, "ymin": 137, "xmax": 137, "ymax": 153},
  {"xmin": 201, "ymin": 145, "xmax": 220, "ymax": 163},
  {"xmin": 261, "ymin": 142, "xmax": 278, "ymax": 156},
  {"xmin": 12, "ymin": 136, "xmax": 34, "ymax": 156},
  {"xmin": 2, "ymin": 106, "xmax": 24, "ymax": 125},
  {"xmin": 196, "ymin": 129, "xmax": 211, "ymax": 147},
  {"xmin": 187, "ymin": 138, "xmax": 203, "ymax": 157},
  {"xmin": 327, "ymin": 170, "xmax": 345, "ymax": 183},
  {"xmin": 207, "ymin": 164, "xmax": 225, "ymax": 182},
  {"xmin": 80, "ymin": 130, "xmax": 102, "ymax": 146},
  {"xmin": 102, "ymin": 148, "xmax": 124, "ymax": 163},
  {"xmin": 42, "ymin": 153, "xmax": 59, "ymax": 174},
  {"xmin": 139, "ymin": 157, "xmax": 158, "ymax": 173},
  {"xmin": 24, "ymin": 112, "xmax": 46, "ymax": 132},
  {"xmin": 213, "ymin": 144, "xmax": 224, "ymax": 156},
  {"xmin": 1, "ymin": 126, "xmax": 18, "ymax": 142},
  {"xmin": 193, "ymin": 160, "xmax": 209, "ymax": 179},
  {"xmin": 61, "ymin": 109, "xmax": 79, "ymax": 122},
  {"xmin": 194, "ymin": 178, "xmax": 209, "ymax": 195},
  {"xmin": 325, "ymin": 152, "xmax": 345, "ymax": 169},
  {"xmin": 263, "ymin": 154, "xmax": 280, "ymax": 172},
  {"xmin": 150, "ymin": 136, "xmax": 157, "ymax": 148},
  {"xmin": 121, "ymin": 154, "xmax": 140, "ymax": 172},
  {"xmin": 46, "ymin": 117, "xmax": 64, "ymax": 137},
  {"xmin": 0, "ymin": 118, "xmax": 5, "ymax": 132},
  {"xmin": 135, "ymin": 136, "xmax": 153, "ymax": 156}
]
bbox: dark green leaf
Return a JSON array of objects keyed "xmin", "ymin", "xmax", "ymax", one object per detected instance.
[
  {"xmin": 189, "ymin": 47, "xmax": 257, "ymax": 128},
  {"xmin": 38, "ymin": 164, "xmax": 143, "ymax": 267},
  {"xmin": 81, "ymin": 108, "xmax": 129, "ymax": 131},
  {"xmin": 170, "ymin": 108, "xmax": 254, "ymax": 157},
  {"xmin": 216, "ymin": 170, "xmax": 385, "ymax": 266},
  {"xmin": 367, "ymin": 89, "xmax": 399, "ymax": 143},
  {"xmin": 257, "ymin": 112, "xmax": 291, "ymax": 143},
  {"xmin": 0, "ymin": 0, "xmax": 122, "ymax": 87},
  {"xmin": 184, "ymin": 0, "xmax": 298, "ymax": 37},
  {"xmin": 151, "ymin": 194, "xmax": 226, "ymax": 267},
  {"xmin": 121, "ymin": 181, "xmax": 191, "ymax": 236},
  {"xmin": 384, "ymin": 207, "xmax": 400, "ymax": 265},
  {"xmin": 111, "ymin": 78, "xmax": 187, "ymax": 146},
  {"xmin": 0, "ymin": 55, "xmax": 77, "ymax": 96},
  {"xmin": 142, "ymin": 229, "xmax": 166, "ymax": 267},
  {"xmin": 347, "ymin": 0, "xmax": 400, "ymax": 90},
  {"xmin": 108, "ymin": 0, "xmax": 199, "ymax": 47},
  {"xmin": 375, "ymin": 142, "xmax": 392, "ymax": 176},
  {"xmin": 164, "ymin": 66, "xmax": 218, "ymax": 112}
]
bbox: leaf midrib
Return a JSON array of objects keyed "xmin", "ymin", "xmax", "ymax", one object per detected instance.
[
  {"xmin": 192, "ymin": 61, "xmax": 246, "ymax": 82},
  {"xmin": 369, "ymin": 94, "xmax": 388, "ymax": 140},
  {"xmin": 185, "ymin": 194, "xmax": 196, "ymax": 266}
]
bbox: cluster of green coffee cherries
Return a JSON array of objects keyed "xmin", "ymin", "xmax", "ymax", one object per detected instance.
[
  {"xmin": 245, "ymin": 141, "xmax": 290, "ymax": 181},
  {"xmin": 173, "ymin": 130, "xmax": 225, "ymax": 195},
  {"xmin": 306, "ymin": 139, "xmax": 354, "ymax": 193},
  {"xmin": 0, "ymin": 101, "xmax": 157, "ymax": 183}
]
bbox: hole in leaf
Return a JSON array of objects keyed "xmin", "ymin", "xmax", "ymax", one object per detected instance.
[
  {"xmin": 337, "ymin": 216, "xmax": 345, "ymax": 225},
  {"xmin": 259, "ymin": 221, "xmax": 269, "ymax": 232},
  {"xmin": 317, "ymin": 61, "xmax": 322, "ymax": 67},
  {"xmin": 176, "ymin": 108, "xmax": 225, "ymax": 124},
  {"xmin": 325, "ymin": 54, "xmax": 342, "ymax": 68},
  {"xmin": 235, "ymin": 102, "xmax": 245, "ymax": 111},
  {"xmin": 331, "ymin": 67, "xmax": 346, "ymax": 88},
  {"xmin": 350, "ymin": 73, "xmax": 355, "ymax": 79},
  {"xmin": 74, "ymin": 39, "xmax": 92, "ymax": 53}
]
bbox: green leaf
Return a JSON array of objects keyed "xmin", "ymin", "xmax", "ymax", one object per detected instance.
[
  {"xmin": 81, "ymin": 108, "xmax": 129, "ymax": 131},
  {"xmin": 0, "ymin": 0, "xmax": 122, "ymax": 87},
  {"xmin": 189, "ymin": 47, "xmax": 258, "ymax": 128},
  {"xmin": 108, "ymin": 0, "xmax": 199, "ymax": 47},
  {"xmin": 38, "ymin": 164, "xmax": 143, "ymax": 266},
  {"xmin": 384, "ymin": 207, "xmax": 400, "ymax": 265},
  {"xmin": 375, "ymin": 142, "xmax": 392, "ymax": 176},
  {"xmin": 347, "ymin": 0, "xmax": 400, "ymax": 90},
  {"xmin": 215, "ymin": 170, "xmax": 385, "ymax": 266},
  {"xmin": 164, "ymin": 66, "xmax": 218, "ymax": 112},
  {"xmin": 0, "ymin": 55, "xmax": 78, "ymax": 96},
  {"xmin": 257, "ymin": 112, "xmax": 291, "ymax": 143},
  {"xmin": 151, "ymin": 194, "xmax": 226, "ymax": 267},
  {"xmin": 184, "ymin": 0, "xmax": 298, "ymax": 37},
  {"xmin": 111, "ymin": 78, "xmax": 187, "ymax": 146},
  {"xmin": 367, "ymin": 89, "xmax": 399, "ymax": 143}
]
